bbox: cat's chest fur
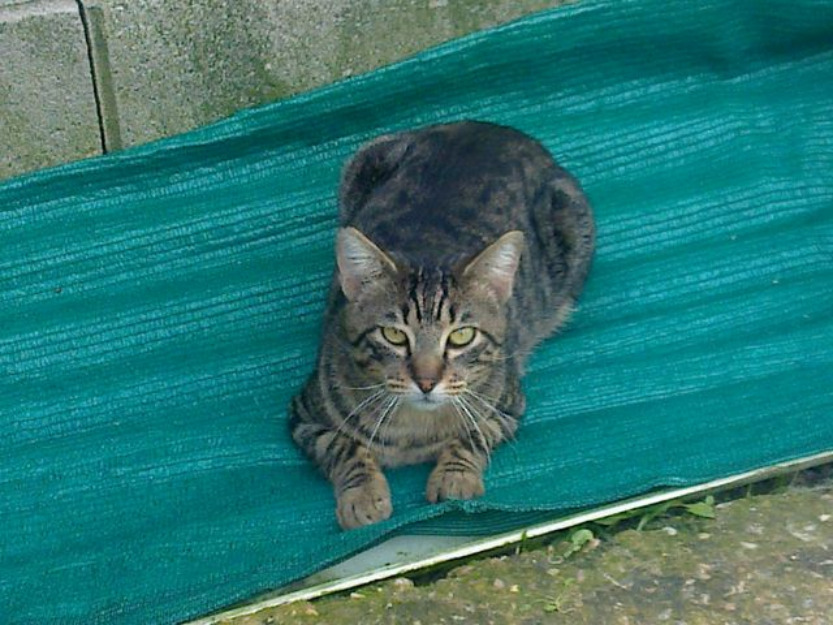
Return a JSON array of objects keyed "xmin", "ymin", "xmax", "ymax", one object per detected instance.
[{"xmin": 372, "ymin": 404, "xmax": 461, "ymax": 467}]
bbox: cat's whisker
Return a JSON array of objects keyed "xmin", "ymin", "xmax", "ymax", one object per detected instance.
[
  {"xmin": 444, "ymin": 381, "xmax": 467, "ymax": 396},
  {"xmin": 450, "ymin": 397, "xmax": 478, "ymax": 456},
  {"xmin": 463, "ymin": 388, "xmax": 507, "ymax": 413},
  {"xmin": 461, "ymin": 391, "xmax": 516, "ymax": 460},
  {"xmin": 462, "ymin": 389, "xmax": 518, "ymax": 444},
  {"xmin": 368, "ymin": 396, "xmax": 399, "ymax": 454},
  {"xmin": 455, "ymin": 395, "xmax": 492, "ymax": 466},
  {"xmin": 378, "ymin": 397, "xmax": 400, "ymax": 457},
  {"xmin": 342, "ymin": 382, "xmax": 387, "ymax": 391},
  {"xmin": 334, "ymin": 388, "xmax": 387, "ymax": 437},
  {"xmin": 462, "ymin": 400, "xmax": 518, "ymax": 461}
]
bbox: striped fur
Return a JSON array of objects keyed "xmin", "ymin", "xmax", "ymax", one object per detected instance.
[{"xmin": 290, "ymin": 121, "xmax": 595, "ymax": 529}]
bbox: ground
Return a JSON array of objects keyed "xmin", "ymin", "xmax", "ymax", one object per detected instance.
[{"xmin": 221, "ymin": 468, "xmax": 832, "ymax": 624}]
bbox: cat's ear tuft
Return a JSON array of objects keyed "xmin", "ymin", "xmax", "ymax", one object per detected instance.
[
  {"xmin": 336, "ymin": 227, "xmax": 398, "ymax": 301},
  {"xmin": 462, "ymin": 231, "xmax": 525, "ymax": 303}
]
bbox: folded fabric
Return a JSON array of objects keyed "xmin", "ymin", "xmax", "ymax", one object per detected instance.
[{"xmin": 1, "ymin": 0, "xmax": 831, "ymax": 622}]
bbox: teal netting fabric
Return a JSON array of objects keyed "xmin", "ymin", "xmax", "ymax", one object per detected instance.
[{"xmin": 2, "ymin": 0, "xmax": 832, "ymax": 622}]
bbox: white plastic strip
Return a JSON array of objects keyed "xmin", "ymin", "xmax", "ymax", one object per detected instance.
[{"xmin": 188, "ymin": 450, "xmax": 833, "ymax": 624}]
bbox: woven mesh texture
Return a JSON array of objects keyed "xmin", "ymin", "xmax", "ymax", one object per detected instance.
[{"xmin": 2, "ymin": 0, "xmax": 832, "ymax": 622}]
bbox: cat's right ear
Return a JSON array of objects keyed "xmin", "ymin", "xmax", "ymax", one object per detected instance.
[
  {"xmin": 336, "ymin": 227, "xmax": 398, "ymax": 301},
  {"xmin": 339, "ymin": 133, "xmax": 413, "ymax": 223}
]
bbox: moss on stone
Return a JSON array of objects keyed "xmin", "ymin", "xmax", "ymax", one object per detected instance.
[{"xmin": 224, "ymin": 481, "xmax": 833, "ymax": 624}]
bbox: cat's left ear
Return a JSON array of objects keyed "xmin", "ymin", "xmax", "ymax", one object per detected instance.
[
  {"xmin": 462, "ymin": 231, "xmax": 525, "ymax": 304},
  {"xmin": 337, "ymin": 227, "xmax": 398, "ymax": 301}
]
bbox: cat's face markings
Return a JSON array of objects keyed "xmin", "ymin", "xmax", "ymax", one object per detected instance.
[
  {"xmin": 362, "ymin": 269, "xmax": 496, "ymax": 410},
  {"xmin": 339, "ymin": 227, "xmax": 521, "ymax": 411}
]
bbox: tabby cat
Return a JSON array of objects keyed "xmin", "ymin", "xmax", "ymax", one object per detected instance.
[{"xmin": 290, "ymin": 121, "xmax": 595, "ymax": 529}]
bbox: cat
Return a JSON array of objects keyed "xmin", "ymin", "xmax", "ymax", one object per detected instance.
[{"xmin": 290, "ymin": 120, "xmax": 595, "ymax": 529}]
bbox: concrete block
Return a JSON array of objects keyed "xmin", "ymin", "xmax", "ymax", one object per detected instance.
[
  {"xmin": 81, "ymin": 0, "xmax": 567, "ymax": 149},
  {"xmin": 0, "ymin": 0, "xmax": 102, "ymax": 180}
]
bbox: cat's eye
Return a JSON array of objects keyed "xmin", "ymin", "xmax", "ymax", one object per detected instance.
[
  {"xmin": 447, "ymin": 326, "xmax": 477, "ymax": 348},
  {"xmin": 380, "ymin": 326, "xmax": 409, "ymax": 346}
]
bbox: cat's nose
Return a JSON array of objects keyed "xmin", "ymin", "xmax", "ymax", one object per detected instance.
[{"xmin": 416, "ymin": 378, "xmax": 438, "ymax": 394}]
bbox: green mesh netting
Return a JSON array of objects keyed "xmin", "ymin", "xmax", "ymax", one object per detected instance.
[{"xmin": 2, "ymin": 0, "xmax": 832, "ymax": 622}]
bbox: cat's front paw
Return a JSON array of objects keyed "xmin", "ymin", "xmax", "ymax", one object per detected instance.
[
  {"xmin": 425, "ymin": 465, "xmax": 485, "ymax": 503},
  {"xmin": 336, "ymin": 473, "xmax": 392, "ymax": 530}
]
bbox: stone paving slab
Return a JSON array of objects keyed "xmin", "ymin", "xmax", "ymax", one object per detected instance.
[
  {"xmin": 0, "ymin": 0, "xmax": 102, "ymax": 180},
  {"xmin": 80, "ymin": 0, "xmax": 567, "ymax": 149}
]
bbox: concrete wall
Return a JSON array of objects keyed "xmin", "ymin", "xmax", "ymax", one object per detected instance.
[
  {"xmin": 1, "ymin": 0, "xmax": 568, "ymax": 181},
  {"xmin": 0, "ymin": 0, "xmax": 101, "ymax": 179}
]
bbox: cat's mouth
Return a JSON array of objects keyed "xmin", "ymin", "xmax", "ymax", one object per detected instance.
[{"xmin": 405, "ymin": 392, "xmax": 448, "ymax": 411}]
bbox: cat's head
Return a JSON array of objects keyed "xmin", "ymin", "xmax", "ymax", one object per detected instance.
[{"xmin": 336, "ymin": 227, "xmax": 524, "ymax": 410}]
